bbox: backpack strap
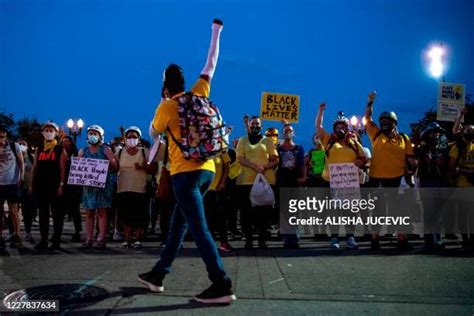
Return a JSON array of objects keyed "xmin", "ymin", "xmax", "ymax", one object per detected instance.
[{"xmin": 166, "ymin": 127, "xmax": 183, "ymax": 152}]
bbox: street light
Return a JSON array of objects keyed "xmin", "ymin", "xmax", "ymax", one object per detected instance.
[
  {"xmin": 350, "ymin": 115, "xmax": 366, "ymax": 136},
  {"xmin": 427, "ymin": 44, "xmax": 445, "ymax": 81},
  {"xmin": 67, "ymin": 118, "xmax": 84, "ymax": 143}
]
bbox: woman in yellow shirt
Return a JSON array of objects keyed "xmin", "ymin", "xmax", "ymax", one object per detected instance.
[{"xmin": 315, "ymin": 103, "xmax": 367, "ymax": 249}]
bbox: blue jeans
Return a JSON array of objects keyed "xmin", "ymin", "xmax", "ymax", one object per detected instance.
[{"xmin": 153, "ymin": 170, "xmax": 230, "ymax": 284}]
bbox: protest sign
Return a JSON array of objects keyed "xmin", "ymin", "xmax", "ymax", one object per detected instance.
[
  {"xmin": 67, "ymin": 157, "xmax": 110, "ymax": 188},
  {"xmin": 260, "ymin": 92, "xmax": 300, "ymax": 123},
  {"xmin": 328, "ymin": 163, "xmax": 360, "ymax": 189},
  {"xmin": 311, "ymin": 150, "xmax": 325, "ymax": 174},
  {"xmin": 437, "ymin": 82, "xmax": 465, "ymax": 122}
]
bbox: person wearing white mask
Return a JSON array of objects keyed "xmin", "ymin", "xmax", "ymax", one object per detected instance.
[
  {"xmin": 30, "ymin": 121, "xmax": 66, "ymax": 250},
  {"xmin": 115, "ymin": 126, "xmax": 156, "ymax": 248},
  {"xmin": 78, "ymin": 124, "xmax": 117, "ymax": 249}
]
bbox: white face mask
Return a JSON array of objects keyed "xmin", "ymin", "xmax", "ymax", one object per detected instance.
[
  {"xmin": 43, "ymin": 131, "xmax": 55, "ymax": 141},
  {"xmin": 126, "ymin": 138, "xmax": 139, "ymax": 148},
  {"xmin": 19, "ymin": 145, "xmax": 28, "ymax": 153}
]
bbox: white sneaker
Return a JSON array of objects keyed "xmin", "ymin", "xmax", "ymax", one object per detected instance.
[
  {"xmin": 330, "ymin": 238, "xmax": 340, "ymax": 249},
  {"xmin": 121, "ymin": 241, "xmax": 131, "ymax": 248},
  {"xmin": 133, "ymin": 241, "xmax": 142, "ymax": 249},
  {"xmin": 347, "ymin": 237, "xmax": 359, "ymax": 249}
]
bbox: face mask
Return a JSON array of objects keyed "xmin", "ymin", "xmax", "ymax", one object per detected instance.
[
  {"xmin": 88, "ymin": 135, "xmax": 100, "ymax": 145},
  {"xmin": 335, "ymin": 129, "xmax": 346, "ymax": 139},
  {"xmin": 127, "ymin": 138, "xmax": 139, "ymax": 148},
  {"xmin": 250, "ymin": 126, "xmax": 262, "ymax": 136},
  {"xmin": 19, "ymin": 145, "xmax": 28, "ymax": 153},
  {"xmin": 43, "ymin": 132, "xmax": 55, "ymax": 141},
  {"xmin": 380, "ymin": 122, "xmax": 394, "ymax": 132},
  {"xmin": 284, "ymin": 132, "xmax": 294, "ymax": 140}
]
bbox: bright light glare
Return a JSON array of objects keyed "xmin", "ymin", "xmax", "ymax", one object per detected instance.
[
  {"xmin": 362, "ymin": 117, "xmax": 367, "ymax": 126},
  {"xmin": 429, "ymin": 60, "xmax": 444, "ymax": 78},
  {"xmin": 428, "ymin": 47, "xmax": 444, "ymax": 61},
  {"xmin": 77, "ymin": 119, "xmax": 84, "ymax": 128},
  {"xmin": 350, "ymin": 116, "xmax": 358, "ymax": 126},
  {"xmin": 67, "ymin": 119, "xmax": 74, "ymax": 129}
]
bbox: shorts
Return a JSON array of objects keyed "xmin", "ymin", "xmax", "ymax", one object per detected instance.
[{"xmin": 0, "ymin": 184, "xmax": 20, "ymax": 214}]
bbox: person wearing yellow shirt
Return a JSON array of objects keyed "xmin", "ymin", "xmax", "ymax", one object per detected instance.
[
  {"xmin": 315, "ymin": 103, "xmax": 367, "ymax": 249},
  {"xmin": 364, "ymin": 91, "xmax": 417, "ymax": 250},
  {"xmin": 138, "ymin": 19, "xmax": 236, "ymax": 305},
  {"xmin": 236, "ymin": 116, "xmax": 279, "ymax": 249},
  {"xmin": 449, "ymin": 124, "xmax": 474, "ymax": 250},
  {"xmin": 204, "ymin": 152, "xmax": 233, "ymax": 252}
]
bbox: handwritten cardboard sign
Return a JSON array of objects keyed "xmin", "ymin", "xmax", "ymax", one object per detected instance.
[
  {"xmin": 437, "ymin": 83, "xmax": 465, "ymax": 122},
  {"xmin": 328, "ymin": 163, "xmax": 360, "ymax": 189},
  {"xmin": 67, "ymin": 157, "xmax": 109, "ymax": 188},
  {"xmin": 260, "ymin": 92, "xmax": 300, "ymax": 123}
]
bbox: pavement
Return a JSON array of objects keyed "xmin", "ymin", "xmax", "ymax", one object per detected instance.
[{"xmin": 1, "ymin": 219, "xmax": 474, "ymax": 315}]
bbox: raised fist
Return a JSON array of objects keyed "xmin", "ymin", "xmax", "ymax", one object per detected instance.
[
  {"xmin": 213, "ymin": 18, "xmax": 224, "ymax": 26},
  {"xmin": 368, "ymin": 91, "xmax": 377, "ymax": 103}
]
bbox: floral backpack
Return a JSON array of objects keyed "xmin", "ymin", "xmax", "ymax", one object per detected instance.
[{"xmin": 168, "ymin": 92, "xmax": 229, "ymax": 162}]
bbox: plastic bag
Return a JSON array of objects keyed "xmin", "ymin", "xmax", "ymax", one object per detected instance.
[{"xmin": 250, "ymin": 174, "xmax": 275, "ymax": 207}]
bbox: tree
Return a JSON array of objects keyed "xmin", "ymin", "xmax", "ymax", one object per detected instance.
[
  {"xmin": 0, "ymin": 111, "xmax": 16, "ymax": 137},
  {"xmin": 15, "ymin": 116, "xmax": 43, "ymax": 148}
]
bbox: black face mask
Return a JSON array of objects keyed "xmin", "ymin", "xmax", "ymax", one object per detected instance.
[
  {"xmin": 380, "ymin": 122, "xmax": 394, "ymax": 133},
  {"xmin": 335, "ymin": 129, "xmax": 346, "ymax": 140},
  {"xmin": 250, "ymin": 126, "xmax": 262, "ymax": 136}
]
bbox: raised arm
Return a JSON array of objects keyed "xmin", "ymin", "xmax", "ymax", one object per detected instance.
[
  {"xmin": 199, "ymin": 19, "xmax": 224, "ymax": 83},
  {"xmin": 452, "ymin": 107, "xmax": 467, "ymax": 135},
  {"xmin": 364, "ymin": 91, "xmax": 377, "ymax": 122},
  {"xmin": 315, "ymin": 102, "xmax": 329, "ymax": 140}
]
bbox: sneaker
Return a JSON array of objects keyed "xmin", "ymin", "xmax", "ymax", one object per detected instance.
[
  {"xmin": 121, "ymin": 241, "xmax": 131, "ymax": 248},
  {"xmin": 0, "ymin": 237, "xmax": 6, "ymax": 249},
  {"xmin": 34, "ymin": 240, "xmax": 49, "ymax": 251},
  {"xmin": 81, "ymin": 240, "xmax": 93, "ymax": 248},
  {"xmin": 133, "ymin": 241, "xmax": 142, "ymax": 249},
  {"xmin": 330, "ymin": 238, "xmax": 340, "ymax": 249},
  {"xmin": 138, "ymin": 271, "xmax": 165, "ymax": 293},
  {"xmin": 194, "ymin": 282, "xmax": 237, "ymax": 304},
  {"xmin": 25, "ymin": 233, "xmax": 34, "ymax": 243},
  {"xmin": 219, "ymin": 242, "xmax": 233, "ymax": 252},
  {"xmin": 347, "ymin": 237, "xmax": 359, "ymax": 249},
  {"xmin": 371, "ymin": 239, "xmax": 381, "ymax": 250}
]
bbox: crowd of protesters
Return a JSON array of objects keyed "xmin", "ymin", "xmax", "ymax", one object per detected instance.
[
  {"xmin": 1, "ymin": 95, "xmax": 473, "ymax": 253},
  {"xmin": 1, "ymin": 20, "xmax": 474, "ymax": 305}
]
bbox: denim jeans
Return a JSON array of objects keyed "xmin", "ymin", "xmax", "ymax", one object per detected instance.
[{"xmin": 153, "ymin": 170, "xmax": 230, "ymax": 284}]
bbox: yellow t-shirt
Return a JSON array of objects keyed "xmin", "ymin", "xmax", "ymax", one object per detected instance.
[
  {"xmin": 209, "ymin": 152, "xmax": 231, "ymax": 191},
  {"xmin": 449, "ymin": 142, "xmax": 474, "ymax": 187},
  {"xmin": 151, "ymin": 78, "xmax": 215, "ymax": 176},
  {"xmin": 320, "ymin": 133, "xmax": 365, "ymax": 182},
  {"xmin": 366, "ymin": 120, "xmax": 414, "ymax": 179},
  {"xmin": 236, "ymin": 136, "xmax": 278, "ymax": 185}
]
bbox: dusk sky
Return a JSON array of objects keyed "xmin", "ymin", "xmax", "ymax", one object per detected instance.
[{"xmin": 1, "ymin": 0, "xmax": 473, "ymax": 149}]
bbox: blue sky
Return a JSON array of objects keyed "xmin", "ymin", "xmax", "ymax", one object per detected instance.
[{"xmin": 1, "ymin": 0, "xmax": 473, "ymax": 150}]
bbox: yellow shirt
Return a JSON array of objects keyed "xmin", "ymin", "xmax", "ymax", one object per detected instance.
[
  {"xmin": 151, "ymin": 78, "xmax": 215, "ymax": 176},
  {"xmin": 449, "ymin": 142, "xmax": 474, "ymax": 187},
  {"xmin": 209, "ymin": 152, "xmax": 231, "ymax": 191},
  {"xmin": 236, "ymin": 136, "xmax": 278, "ymax": 185},
  {"xmin": 366, "ymin": 121, "xmax": 414, "ymax": 179},
  {"xmin": 320, "ymin": 133, "xmax": 364, "ymax": 182}
]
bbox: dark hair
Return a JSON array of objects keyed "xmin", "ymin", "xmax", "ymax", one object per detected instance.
[
  {"xmin": 61, "ymin": 136, "xmax": 78, "ymax": 156},
  {"xmin": 0, "ymin": 125, "xmax": 7, "ymax": 133},
  {"xmin": 164, "ymin": 64, "xmax": 185, "ymax": 96}
]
